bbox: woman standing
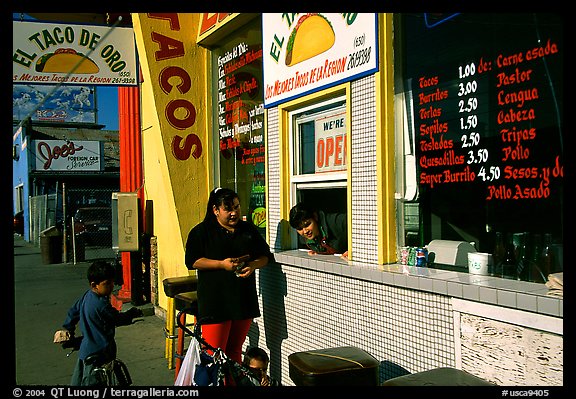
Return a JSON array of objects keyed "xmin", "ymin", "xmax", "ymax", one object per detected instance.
[{"xmin": 185, "ymin": 187, "xmax": 274, "ymax": 366}]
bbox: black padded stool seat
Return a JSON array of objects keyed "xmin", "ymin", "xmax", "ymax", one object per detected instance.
[
  {"xmin": 162, "ymin": 275, "xmax": 198, "ymax": 298},
  {"xmin": 382, "ymin": 367, "xmax": 494, "ymax": 386},
  {"xmin": 288, "ymin": 346, "xmax": 380, "ymax": 386},
  {"xmin": 175, "ymin": 291, "xmax": 198, "ymax": 313},
  {"xmin": 173, "ymin": 291, "xmax": 198, "ymax": 380},
  {"xmin": 162, "ymin": 275, "xmax": 198, "ymax": 370}
]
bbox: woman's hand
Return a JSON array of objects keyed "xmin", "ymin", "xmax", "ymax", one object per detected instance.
[
  {"xmin": 222, "ymin": 257, "xmax": 242, "ymax": 272},
  {"xmin": 235, "ymin": 262, "xmax": 255, "ymax": 278}
]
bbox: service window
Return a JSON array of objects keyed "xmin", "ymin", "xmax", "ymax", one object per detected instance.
[
  {"xmin": 210, "ymin": 18, "xmax": 266, "ymax": 234},
  {"xmin": 289, "ymin": 95, "xmax": 348, "ymax": 248},
  {"xmin": 394, "ymin": 13, "xmax": 563, "ymax": 281}
]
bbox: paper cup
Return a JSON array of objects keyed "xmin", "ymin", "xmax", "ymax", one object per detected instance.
[{"xmin": 467, "ymin": 252, "xmax": 492, "ymax": 276}]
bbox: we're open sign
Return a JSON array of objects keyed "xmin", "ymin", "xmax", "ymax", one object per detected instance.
[{"xmin": 314, "ymin": 110, "xmax": 346, "ymax": 173}]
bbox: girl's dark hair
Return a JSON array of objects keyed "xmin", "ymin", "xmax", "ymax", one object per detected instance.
[
  {"xmin": 87, "ymin": 260, "xmax": 116, "ymax": 284},
  {"xmin": 204, "ymin": 187, "xmax": 240, "ymax": 222},
  {"xmin": 289, "ymin": 202, "xmax": 316, "ymax": 229}
]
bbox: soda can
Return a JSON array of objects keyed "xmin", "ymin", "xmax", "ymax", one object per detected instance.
[
  {"xmin": 416, "ymin": 247, "xmax": 428, "ymax": 267},
  {"xmin": 407, "ymin": 247, "xmax": 417, "ymax": 266},
  {"xmin": 399, "ymin": 246, "xmax": 410, "ymax": 265}
]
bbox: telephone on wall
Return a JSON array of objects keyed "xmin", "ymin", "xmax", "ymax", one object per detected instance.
[{"xmin": 112, "ymin": 192, "xmax": 139, "ymax": 252}]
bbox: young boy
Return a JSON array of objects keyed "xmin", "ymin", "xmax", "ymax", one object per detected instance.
[
  {"xmin": 242, "ymin": 347, "xmax": 281, "ymax": 386},
  {"xmin": 62, "ymin": 260, "xmax": 142, "ymax": 386},
  {"xmin": 289, "ymin": 202, "xmax": 348, "ymax": 259}
]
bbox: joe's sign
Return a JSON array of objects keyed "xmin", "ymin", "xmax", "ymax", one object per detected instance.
[{"xmin": 33, "ymin": 140, "xmax": 102, "ymax": 171}]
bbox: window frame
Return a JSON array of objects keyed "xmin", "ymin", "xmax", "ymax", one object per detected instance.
[
  {"xmin": 288, "ymin": 95, "xmax": 348, "ymax": 195},
  {"xmin": 281, "ymin": 91, "xmax": 350, "ymax": 250}
]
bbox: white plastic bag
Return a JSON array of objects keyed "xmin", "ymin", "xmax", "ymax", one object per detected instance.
[{"xmin": 174, "ymin": 339, "xmax": 201, "ymax": 386}]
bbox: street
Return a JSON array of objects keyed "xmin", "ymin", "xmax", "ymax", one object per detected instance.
[{"xmin": 12, "ymin": 234, "xmax": 175, "ymax": 386}]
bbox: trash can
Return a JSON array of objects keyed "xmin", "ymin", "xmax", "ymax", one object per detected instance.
[
  {"xmin": 73, "ymin": 233, "xmax": 85, "ymax": 262},
  {"xmin": 382, "ymin": 367, "xmax": 494, "ymax": 386},
  {"xmin": 40, "ymin": 226, "xmax": 63, "ymax": 264},
  {"xmin": 288, "ymin": 346, "xmax": 380, "ymax": 386}
]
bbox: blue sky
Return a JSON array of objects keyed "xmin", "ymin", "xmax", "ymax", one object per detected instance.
[
  {"xmin": 97, "ymin": 87, "xmax": 119, "ymax": 130},
  {"xmin": 13, "ymin": 13, "xmax": 119, "ymax": 131}
]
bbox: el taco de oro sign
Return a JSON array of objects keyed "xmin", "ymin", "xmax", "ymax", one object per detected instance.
[
  {"xmin": 13, "ymin": 20, "xmax": 138, "ymax": 86},
  {"xmin": 262, "ymin": 13, "xmax": 378, "ymax": 108}
]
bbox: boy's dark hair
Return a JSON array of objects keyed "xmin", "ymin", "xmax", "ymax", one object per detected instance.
[
  {"xmin": 204, "ymin": 187, "xmax": 240, "ymax": 222},
  {"xmin": 243, "ymin": 346, "xmax": 269, "ymax": 367},
  {"xmin": 289, "ymin": 202, "xmax": 317, "ymax": 229},
  {"xmin": 87, "ymin": 260, "xmax": 116, "ymax": 284}
]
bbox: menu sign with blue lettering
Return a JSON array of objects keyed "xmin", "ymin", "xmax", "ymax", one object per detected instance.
[{"xmin": 262, "ymin": 13, "xmax": 378, "ymax": 108}]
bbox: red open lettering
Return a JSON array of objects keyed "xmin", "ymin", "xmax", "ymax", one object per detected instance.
[
  {"xmin": 316, "ymin": 135, "xmax": 346, "ymax": 169},
  {"xmin": 334, "ymin": 135, "xmax": 344, "ymax": 166}
]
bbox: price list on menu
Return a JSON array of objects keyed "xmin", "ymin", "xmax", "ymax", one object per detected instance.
[
  {"xmin": 413, "ymin": 17, "xmax": 563, "ymax": 205},
  {"xmin": 213, "ymin": 26, "xmax": 267, "ymax": 231},
  {"xmin": 216, "ymin": 41, "xmax": 265, "ymax": 166}
]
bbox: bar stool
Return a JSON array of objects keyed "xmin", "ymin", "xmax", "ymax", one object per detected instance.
[
  {"xmin": 162, "ymin": 275, "xmax": 198, "ymax": 369},
  {"xmin": 382, "ymin": 367, "xmax": 494, "ymax": 386},
  {"xmin": 173, "ymin": 291, "xmax": 198, "ymax": 380}
]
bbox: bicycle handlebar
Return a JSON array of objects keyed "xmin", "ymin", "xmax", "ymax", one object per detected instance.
[{"xmin": 175, "ymin": 308, "xmax": 219, "ymax": 353}]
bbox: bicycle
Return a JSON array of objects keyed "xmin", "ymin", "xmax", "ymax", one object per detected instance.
[
  {"xmin": 175, "ymin": 307, "xmax": 260, "ymax": 386},
  {"xmin": 54, "ymin": 330, "xmax": 132, "ymax": 386}
]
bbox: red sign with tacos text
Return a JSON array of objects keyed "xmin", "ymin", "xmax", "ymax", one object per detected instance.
[
  {"xmin": 12, "ymin": 21, "xmax": 138, "ymax": 86},
  {"xmin": 262, "ymin": 13, "xmax": 378, "ymax": 108}
]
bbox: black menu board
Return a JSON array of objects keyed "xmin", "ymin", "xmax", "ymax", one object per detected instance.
[
  {"xmin": 212, "ymin": 18, "xmax": 266, "ymax": 233},
  {"xmin": 400, "ymin": 13, "xmax": 563, "ymax": 250}
]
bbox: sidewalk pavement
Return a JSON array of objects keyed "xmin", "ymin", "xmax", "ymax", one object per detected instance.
[{"xmin": 12, "ymin": 234, "xmax": 177, "ymax": 386}]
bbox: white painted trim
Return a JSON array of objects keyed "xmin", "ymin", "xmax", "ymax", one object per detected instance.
[{"xmin": 452, "ymin": 298, "xmax": 563, "ymax": 335}]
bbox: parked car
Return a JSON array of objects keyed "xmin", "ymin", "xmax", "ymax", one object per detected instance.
[
  {"xmin": 13, "ymin": 211, "xmax": 24, "ymax": 235},
  {"xmin": 73, "ymin": 207, "xmax": 112, "ymax": 246}
]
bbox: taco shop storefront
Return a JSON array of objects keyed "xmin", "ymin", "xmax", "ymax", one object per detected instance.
[{"xmin": 132, "ymin": 13, "xmax": 563, "ymax": 385}]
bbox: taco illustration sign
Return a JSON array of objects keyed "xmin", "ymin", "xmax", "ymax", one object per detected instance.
[
  {"xmin": 13, "ymin": 21, "xmax": 137, "ymax": 86},
  {"xmin": 262, "ymin": 13, "xmax": 378, "ymax": 107}
]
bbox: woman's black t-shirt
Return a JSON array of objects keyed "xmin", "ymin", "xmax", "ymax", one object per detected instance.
[{"xmin": 185, "ymin": 219, "xmax": 273, "ymax": 323}]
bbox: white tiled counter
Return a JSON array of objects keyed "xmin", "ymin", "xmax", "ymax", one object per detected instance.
[
  {"xmin": 274, "ymin": 250, "xmax": 563, "ymax": 318},
  {"xmin": 265, "ymin": 250, "xmax": 563, "ymax": 386}
]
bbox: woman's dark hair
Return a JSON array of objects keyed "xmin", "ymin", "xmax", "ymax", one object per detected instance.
[
  {"xmin": 289, "ymin": 202, "xmax": 317, "ymax": 229},
  {"xmin": 204, "ymin": 187, "xmax": 240, "ymax": 222},
  {"xmin": 87, "ymin": 260, "xmax": 116, "ymax": 284}
]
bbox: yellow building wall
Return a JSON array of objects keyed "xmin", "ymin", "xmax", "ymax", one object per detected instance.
[
  {"xmin": 376, "ymin": 13, "xmax": 397, "ymax": 265},
  {"xmin": 132, "ymin": 13, "xmax": 210, "ymax": 311}
]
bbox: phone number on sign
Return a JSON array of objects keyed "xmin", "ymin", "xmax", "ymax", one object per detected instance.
[
  {"xmin": 347, "ymin": 47, "xmax": 371, "ymax": 70},
  {"xmin": 111, "ymin": 77, "xmax": 136, "ymax": 84}
]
